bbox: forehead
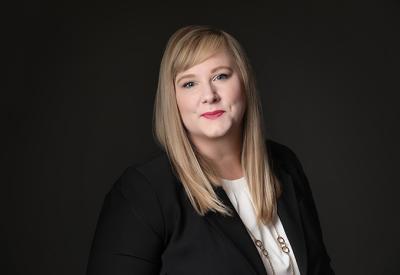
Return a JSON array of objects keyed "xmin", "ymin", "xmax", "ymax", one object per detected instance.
[{"xmin": 175, "ymin": 50, "xmax": 235, "ymax": 78}]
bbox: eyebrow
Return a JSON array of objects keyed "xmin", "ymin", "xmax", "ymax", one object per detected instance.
[{"xmin": 176, "ymin": 66, "xmax": 233, "ymax": 84}]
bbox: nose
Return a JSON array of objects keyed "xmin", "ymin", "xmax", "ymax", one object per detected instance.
[{"xmin": 201, "ymin": 82, "xmax": 220, "ymax": 104}]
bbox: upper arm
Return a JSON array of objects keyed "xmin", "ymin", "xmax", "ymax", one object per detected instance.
[
  {"xmin": 285, "ymin": 146, "xmax": 335, "ymax": 274},
  {"xmin": 268, "ymin": 139, "xmax": 335, "ymax": 274},
  {"xmin": 86, "ymin": 167, "xmax": 165, "ymax": 275}
]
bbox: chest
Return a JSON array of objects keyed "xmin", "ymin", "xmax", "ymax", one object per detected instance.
[{"xmin": 159, "ymin": 194, "xmax": 266, "ymax": 275}]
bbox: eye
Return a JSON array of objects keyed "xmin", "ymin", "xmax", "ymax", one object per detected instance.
[
  {"xmin": 214, "ymin": 73, "xmax": 229, "ymax": 81},
  {"xmin": 182, "ymin": 81, "xmax": 195, "ymax": 89}
]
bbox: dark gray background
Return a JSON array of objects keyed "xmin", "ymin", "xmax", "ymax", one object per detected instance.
[{"xmin": 4, "ymin": 1, "xmax": 400, "ymax": 274}]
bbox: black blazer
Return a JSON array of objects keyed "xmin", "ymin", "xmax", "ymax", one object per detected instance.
[{"xmin": 87, "ymin": 139, "xmax": 334, "ymax": 275}]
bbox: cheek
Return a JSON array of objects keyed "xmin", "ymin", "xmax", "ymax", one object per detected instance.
[
  {"xmin": 175, "ymin": 92, "xmax": 205, "ymax": 136},
  {"xmin": 228, "ymin": 83, "xmax": 246, "ymax": 112},
  {"xmin": 176, "ymin": 94, "xmax": 194, "ymax": 115},
  {"xmin": 176, "ymin": 94, "xmax": 197, "ymax": 129},
  {"xmin": 226, "ymin": 74, "xmax": 245, "ymax": 102}
]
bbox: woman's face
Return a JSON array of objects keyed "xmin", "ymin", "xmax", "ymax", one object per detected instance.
[{"xmin": 175, "ymin": 50, "xmax": 246, "ymax": 144}]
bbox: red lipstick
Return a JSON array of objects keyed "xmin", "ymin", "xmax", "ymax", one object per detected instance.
[{"xmin": 201, "ymin": 110, "xmax": 225, "ymax": 119}]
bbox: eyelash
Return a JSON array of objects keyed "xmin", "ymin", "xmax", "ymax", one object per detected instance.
[{"xmin": 182, "ymin": 73, "xmax": 230, "ymax": 89}]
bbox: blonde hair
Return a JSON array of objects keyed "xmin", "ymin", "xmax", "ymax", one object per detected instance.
[{"xmin": 153, "ymin": 25, "xmax": 281, "ymax": 224}]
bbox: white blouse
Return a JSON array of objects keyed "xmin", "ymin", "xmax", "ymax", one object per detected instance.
[{"xmin": 221, "ymin": 176, "xmax": 301, "ymax": 275}]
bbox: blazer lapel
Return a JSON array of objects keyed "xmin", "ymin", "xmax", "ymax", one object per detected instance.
[
  {"xmin": 205, "ymin": 166, "xmax": 308, "ymax": 275},
  {"xmin": 276, "ymin": 167, "xmax": 308, "ymax": 275},
  {"xmin": 205, "ymin": 186, "xmax": 268, "ymax": 275}
]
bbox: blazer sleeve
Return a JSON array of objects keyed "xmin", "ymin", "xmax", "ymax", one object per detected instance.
[
  {"xmin": 86, "ymin": 167, "xmax": 165, "ymax": 275},
  {"xmin": 288, "ymin": 148, "xmax": 335, "ymax": 275}
]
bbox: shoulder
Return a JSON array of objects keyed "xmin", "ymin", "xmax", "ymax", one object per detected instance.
[
  {"xmin": 115, "ymin": 149, "xmax": 179, "ymax": 194},
  {"xmin": 266, "ymin": 138, "xmax": 312, "ymax": 199},
  {"xmin": 110, "ymin": 149, "xmax": 182, "ymax": 238},
  {"xmin": 113, "ymin": 147, "xmax": 181, "ymax": 204},
  {"xmin": 266, "ymin": 138, "xmax": 303, "ymax": 173}
]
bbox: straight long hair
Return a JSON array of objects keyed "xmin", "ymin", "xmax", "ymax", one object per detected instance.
[{"xmin": 153, "ymin": 25, "xmax": 281, "ymax": 224}]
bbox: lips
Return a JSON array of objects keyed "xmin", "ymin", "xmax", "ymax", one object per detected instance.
[
  {"xmin": 202, "ymin": 110, "xmax": 224, "ymax": 116},
  {"xmin": 201, "ymin": 110, "xmax": 225, "ymax": 119}
]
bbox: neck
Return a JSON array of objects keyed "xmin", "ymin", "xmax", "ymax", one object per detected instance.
[{"xmin": 190, "ymin": 128, "xmax": 243, "ymax": 180}]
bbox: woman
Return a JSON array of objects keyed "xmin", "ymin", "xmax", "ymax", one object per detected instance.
[{"xmin": 87, "ymin": 25, "xmax": 334, "ymax": 275}]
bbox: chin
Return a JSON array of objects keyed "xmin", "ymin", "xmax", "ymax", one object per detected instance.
[
  {"xmin": 187, "ymin": 122, "xmax": 235, "ymax": 140},
  {"xmin": 202, "ymin": 128, "xmax": 231, "ymax": 139}
]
